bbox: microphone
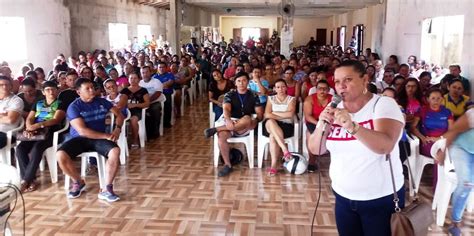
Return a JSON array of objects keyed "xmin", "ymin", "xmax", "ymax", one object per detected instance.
[{"xmin": 321, "ymin": 94, "xmax": 342, "ymax": 131}]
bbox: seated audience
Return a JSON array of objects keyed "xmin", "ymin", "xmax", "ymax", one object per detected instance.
[
  {"xmin": 139, "ymin": 66, "xmax": 163, "ymax": 139},
  {"xmin": 56, "ymin": 78, "xmax": 124, "ymax": 202},
  {"xmin": 208, "ymin": 69, "xmax": 234, "ymax": 121},
  {"xmin": 0, "ymin": 75, "xmax": 24, "ymax": 150},
  {"xmin": 203, "ymin": 72, "xmax": 263, "ymax": 177},
  {"xmin": 16, "ymin": 81, "xmax": 66, "ymax": 192},
  {"xmin": 397, "ymin": 77, "xmax": 423, "ymax": 127},
  {"xmin": 449, "ymin": 64, "xmax": 471, "ymax": 96},
  {"xmin": 153, "ymin": 61, "xmax": 175, "ymax": 128},
  {"xmin": 443, "ymin": 79, "xmax": 471, "ymax": 120},
  {"xmin": 248, "ymin": 67, "xmax": 269, "ymax": 107},
  {"xmin": 263, "ymin": 79, "xmax": 296, "ymax": 176},
  {"xmin": 303, "ymin": 80, "xmax": 332, "ymax": 171},
  {"xmin": 120, "ymin": 72, "xmax": 150, "ymax": 148},
  {"xmin": 18, "ymin": 78, "xmax": 44, "ymax": 118}
]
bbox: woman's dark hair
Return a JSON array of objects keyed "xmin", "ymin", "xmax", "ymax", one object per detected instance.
[
  {"xmin": 419, "ymin": 71, "xmax": 432, "ymax": 79},
  {"xmin": 367, "ymin": 83, "xmax": 377, "ymax": 94},
  {"xmin": 397, "ymin": 77, "xmax": 423, "ymax": 109},
  {"xmin": 389, "ymin": 55, "xmax": 398, "ymax": 64},
  {"xmin": 284, "ymin": 66, "xmax": 295, "ymax": 73},
  {"xmin": 103, "ymin": 78, "xmax": 116, "ymax": 87},
  {"xmin": 21, "ymin": 77, "xmax": 36, "ymax": 87},
  {"xmin": 337, "ymin": 60, "xmax": 366, "ymax": 77},
  {"xmin": 34, "ymin": 67, "xmax": 44, "ymax": 75},
  {"xmin": 25, "ymin": 70, "xmax": 38, "ymax": 80},
  {"xmin": 371, "ymin": 53, "xmax": 380, "ymax": 60},
  {"xmin": 392, "ymin": 75, "xmax": 405, "ymax": 87},
  {"xmin": 274, "ymin": 79, "xmax": 287, "ymax": 86},
  {"xmin": 212, "ymin": 69, "xmax": 222, "ymax": 75},
  {"xmin": 426, "ymin": 88, "xmax": 443, "ymax": 98},
  {"xmin": 408, "ymin": 55, "xmax": 417, "ymax": 64}
]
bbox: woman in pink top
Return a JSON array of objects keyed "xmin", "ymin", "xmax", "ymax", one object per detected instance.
[{"xmin": 397, "ymin": 77, "xmax": 423, "ymax": 125}]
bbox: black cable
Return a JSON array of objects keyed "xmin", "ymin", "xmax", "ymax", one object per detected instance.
[
  {"xmin": 310, "ymin": 129, "xmax": 325, "ymax": 236},
  {"xmin": 1, "ymin": 184, "xmax": 26, "ymax": 236}
]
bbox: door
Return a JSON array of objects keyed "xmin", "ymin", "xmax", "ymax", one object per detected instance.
[
  {"xmin": 233, "ymin": 28, "xmax": 242, "ymax": 41},
  {"xmin": 316, "ymin": 28, "xmax": 327, "ymax": 46},
  {"xmin": 330, "ymin": 30, "xmax": 334, "ymax": 45}
]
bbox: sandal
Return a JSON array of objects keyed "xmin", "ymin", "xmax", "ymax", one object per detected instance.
[
  {"xmin": 282, "ymin": 151, "xmax": 292, "ymax": 162},
  {"xmin": 20, "ymin": 181, "xmax": 29, "ymax": 193},
  {"xmin": 131, "ymin": 143, "xmax": 139, "ymax": 149},
  {"xmin": 25, "ymin": 181, "xmax": 38, "ymax": 192},
  {"xmin": 267, "ymin": 167, "xmax": 278, "ymax": 177}
]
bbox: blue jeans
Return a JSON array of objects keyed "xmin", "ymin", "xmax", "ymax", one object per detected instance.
[
  {"xmin": 212, "ymin": 104, "xmax": 223, "ymax": 121},
  {"xmin": 450, "ymin": 144, "xmax": 474, "ymax": 222},
  {"xmin": 334, "ymin": 187, "xmax": 405, "ymax": 236}
]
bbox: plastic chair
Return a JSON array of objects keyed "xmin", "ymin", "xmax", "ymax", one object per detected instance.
[
  {"xmin": 190, "ymin": 77, "xmax": 197, "ymax": 102},
  {"xmin": 170, "ymin": 91, "xmax": 176, "ymax": 126},
  {"xmin": 209, "ymin": 102, "xmax": 215, "ymax": 128},
  {"xmin": 405, "ymin": 135, "xmax": 434, "ymax": 197},
  {"xmin": 257, "ymin": 116, "xmax": 299, "ymax": 168},
  {"xmin": 64, "ymin": 151, "xmax": 107, "ymax": 191},
  {"xmin": 110, "ymin": 110, "xmax": 131, "ymax": 165},
  {"xmin": 0, "ymin": 118, "xmax": 24, "ymax": 166},
  {"xmin": 180, "ymin": 85, "xmax": 192, "ymax": 116},
  {"xmin": 302, "ymin": 122, "xmax": 309, "ymax": 158},
  {"xmin": 138, "ymin": 107, "xmax": 148, "ymax": 148},
  {"xmin": 212, "ymin": 115, "xmax": 257, "ymax": 169},
  {"xmin": 37, "ymin": 121, "xmax": 70, "ymax": 183},
  {"xmin": 198, "ymin": 77, "xmax": 206, "ymax": 96},
  {"xmin": 430, "ymin": 139, "xmax": 474, "ymax": 226}
]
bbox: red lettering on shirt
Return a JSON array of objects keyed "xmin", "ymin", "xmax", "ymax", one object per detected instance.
[{"xmin": 327, "ymin": 120, "xmax": 374, "ymax": 141}]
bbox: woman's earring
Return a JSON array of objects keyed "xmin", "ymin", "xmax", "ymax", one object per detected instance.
[{"xmin": 363, "ymin": 87, "xmax": 368, "ymax": 95}]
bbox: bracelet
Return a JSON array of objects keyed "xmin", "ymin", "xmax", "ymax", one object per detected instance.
[{"xmin": 346, "ymin": 122, "xmax": 360, "ymax": 135}]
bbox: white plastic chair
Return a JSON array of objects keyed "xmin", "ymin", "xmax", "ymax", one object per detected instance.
[
  {"xmin": 302, "ymin": 122, "xmax": 309, "ymax": 158},
  {"xmin": 159, "ymin": 98, "xmax": 165, "ymax": 137},
  {"xmin": 257, "ymin": 117, "xmax": 299, "ymax": 168},
  {"xmin": 209, "ymin": 102, "xmax": 215, "ymax": 128},
  {"xmin": 37, "ymin": 121, "xmax": 70, "ymax": 183},
  {"xmin": 430, "ymin": 139, "xmax": 474, "ymax": 226},
  {"xmin": 0, "ymin": 118, "xmax": 24, "ymax": 166},
  {"xmin": 64, "ymin": 151, "xmax": 107, "ymax": 191},
  {"xmin": 212, "ymin": 115, "xmax": 257, "ymax": 169},
  {"xmin": 170, "ymin": 91, "xmax": 176, "ymax": 126},
  {"xmin": 180, "ymin": 85, "xmax": 192, "ymax": 116},
  {"xmin": 190, "ymin": 77, "xmax": 197, "ymax": 102},
  {"xmin": 198, "ymin": 77, "xmax": 206, "ymax": 96},
  {"xmin": 138, "ymin": 107, "xmax": 148, "ymax": 148},
  {"xmin": 110, "ymin": 110, "xmax": 131, "ymax": 165},
  {"xmin": 404, "ymin": 135, "xmax": 434, "ymax": 196}
]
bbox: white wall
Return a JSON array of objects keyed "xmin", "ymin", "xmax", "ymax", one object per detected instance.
[
  {"xmin": 220, "ymin": 16, "xmax": 278, "ymax": 42},
  {"xmin": 0, "ymin": 0, "xmax": 71, "ymax": 75},
  {"xmin": 65, "ymin": 0, "xmax": 167, "ymax": 55},
  {"xmin": 293, "ymin": 17, "xmax": 330, "ymax": 47},
  {"xmin": 381, "ymin": 0, "xmax": 474, "ymax": 97}
]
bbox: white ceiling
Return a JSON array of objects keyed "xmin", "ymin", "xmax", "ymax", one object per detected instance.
[{"xmin": 185, "ymin": 0, "xmax": 383, "ymax": 17}]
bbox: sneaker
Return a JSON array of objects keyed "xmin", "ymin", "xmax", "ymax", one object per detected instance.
[
  {"xmin": 308, "ymin": 164, "xmax": 318, "ymax": 173},
  {"xmin": 204, "ymin": 128, "xmax": 217, "ymax": 138},
  {"xmin": 218, "ymin": 165, "xmax": 233, "ymax": 177},
  {"xmin": 68, "ymin": 181, "xmax": 86, "ymax": 199},
  {"xmin": 448, "ymin": 225, "xmax": 461, "ymax": 236},
  {"xmin": 98, "ymin": 190, "xmax": 121, "ymax": 202}
]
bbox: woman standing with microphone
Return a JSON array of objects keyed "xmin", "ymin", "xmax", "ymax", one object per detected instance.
[{"xmin": 308, "ymin": 60, "xmax": 406, "ymax": 235}]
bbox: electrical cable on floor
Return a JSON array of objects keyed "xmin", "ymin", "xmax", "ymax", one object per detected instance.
[
  {"xmin": 1, "ymin": 184, "xmax": 25, "ymax": 236},
  {"xmin": 310, "ymin": 130, "xmax": 325, "ymax": 236}
]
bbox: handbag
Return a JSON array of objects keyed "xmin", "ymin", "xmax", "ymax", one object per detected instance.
[
  {"xmin": 387, "ymin": 152, "xmax": 433, "ymax": 236},
  {"xmin": 16, "ymin": 127, "xmax": 49, "ymax": 141}
]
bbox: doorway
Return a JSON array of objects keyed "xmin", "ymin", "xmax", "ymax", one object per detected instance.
[{"xmin": 316, "ymin": 28, "xmax": 327, "ymax": 46}]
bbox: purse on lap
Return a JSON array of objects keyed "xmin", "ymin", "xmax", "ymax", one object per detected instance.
[
  {"xmin": 387, "ymin": 153, "xmax": 433, "ymax": 236},
  {"xmin": 16, "ymin": 127, "xmax": 48, "ymax": 141}
]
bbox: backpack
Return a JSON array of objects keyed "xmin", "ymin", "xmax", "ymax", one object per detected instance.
[{"xmin": 219, "ymin": 148, "xmax": 243, "ymax": 166}]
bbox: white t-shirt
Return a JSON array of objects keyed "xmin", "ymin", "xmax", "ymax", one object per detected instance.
[
  {"xmin": 325, "ymin": 95, "xmax": 405, "ymax": 200},
  {"xmin": 139, "ymin": 79, "xmax": 164, "ymax": 103},
  {"xmin": 0, "ymin": 94, "xmax": 24, "ymax": 132}
]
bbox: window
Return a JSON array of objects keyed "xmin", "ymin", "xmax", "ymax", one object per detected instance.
[
  {"xmin": 108, "ymin": 23, "xmax": 128, "ymax": 50},
  {"xmin": 339, "ymin": 26, "xmax": 346, "ymax": 50},
  {"xmin": 0, "ymin": 17, "xmax": 27, "ymax": 61},
  {"xmin": 137, "ymin": 25, "xmax": 151, "ymax": 45},
  {"xmin": 241, "ymin": 27, "xmax": 260, "ymax": 42},
  {"xmin": 421, "ymin": 15, "xmax": 464, "ymax": 68}
]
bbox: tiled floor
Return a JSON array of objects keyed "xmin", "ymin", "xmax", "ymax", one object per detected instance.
[{"xmin": 7, "ymin": 95, "xmax": 473, "ymax": 235}]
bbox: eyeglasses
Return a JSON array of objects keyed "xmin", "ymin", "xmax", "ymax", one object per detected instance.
[{"xmin": 316, "ymin": 87, "xmax": 329, "ymax": 91}]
